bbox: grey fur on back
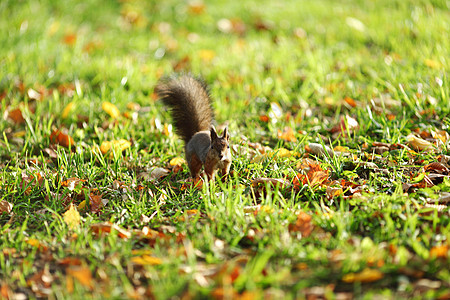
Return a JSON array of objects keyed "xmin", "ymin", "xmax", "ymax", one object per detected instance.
[{"xmin": 155, "ymin": 74, "xmax": 214, "ymax": 144}]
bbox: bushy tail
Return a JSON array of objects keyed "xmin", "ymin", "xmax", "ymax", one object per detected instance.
[{"xmin": 155, "ymin": 74, "xmax": 214, "ymax": 144}]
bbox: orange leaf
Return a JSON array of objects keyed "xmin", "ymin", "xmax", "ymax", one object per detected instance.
[
  {"xmin": 344, "ymin": 96, "xmax": 357, "ymax": 108},
  {"xmin": 66, "ymin": 266, "xmax": 93, "ymax": 289},
  {"xmin": 90, "ymin": 222, "xmax": 131, "ymax": 239},
  {"xmin": 259, "ymin": 115, "xmax": 270, "ymax": 122},
  {"xmin": 288, "ymin": 211, "xmax": 313, "ymax": 237},
  {"xmin": 8, "ymin": 108, "xmax": 25, "ymax": 124},
  {"xmin": 430, "ymin": 245, "xmax": 448, "ymax": 258},
  {"xmin": 63, "ymin": 33, "xmax": 77, "ymax": 45},
  {"xmin": 50, "ymin": 129, "xmax": 75, "ymax": 148},
  {"xmin": 131, "ymin": 255, "xmax": 162, "ymax": 265},
  {"xmin": 277, "ymin": 127, "xmax": 297, "ymax": 142}
]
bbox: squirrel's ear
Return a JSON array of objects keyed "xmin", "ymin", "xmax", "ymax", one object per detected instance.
[
  {"xmin": 222, "ymin": 126, "xmax": 229, "ymax": 141},
  {"xmin": 210, "ymin": 126, "xmax": 218, "ymax": 140}
]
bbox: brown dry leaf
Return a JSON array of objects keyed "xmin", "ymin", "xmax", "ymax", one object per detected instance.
[
  {"xmin": 342, "ymin": 268, "xmax": 383, "ymax": 283},
  {"xmin": 424, "ymin": 162, "xmax": 449, "ymax": 174},
  {"xmin": 102, "ymin": 101, "xmax": 120, "ymax": 119},
  {"xmin": 90, "ymin": 222, "xmax": 131, "ymax": 239},
  {"xmin": 277, "ymin": 127, "xmax": 297, "ymax": 142},
  {"xmin": 50, "ymin": 129, "xmax": 75, "ymax": 148},
  {"xmin": 63, "ymin": 203, "xmax": 81, "ymax": 230},
  {"xmin": 173, "ymin": 55, "xmax": 191, "ymax": 72},
  {"xmin": 61, "ymin": 177, "xmax": 86, "ymax": 190},
  {"xmin": 0, "ymin": 200, "xmax": 13, "ymax": 214},
  {"xmin": 259, "ymin": 115, "xmax": 270, "ymax": 122},
  {"xmin": 330, "ymin": 115, "xmax": 359, "ymax": 135},
  {"xmin": 293, "ymin": 161, "xmax": 329, "ymax": 189},
  {"xmin": 288, "ymin": 211, "xmax": 313, "ymax": 237},
  {"xmin": 66, "ymin": 266, "xmax": 93, "ymax": 290},
  {"xmin": 89, "ymin": 194, "xmax": 107, "ymax": 214},
  {"xmin": 27, "ymin": 267, "xmax": 53, "ymax": 297},
  {"xmin": 8, "ymin": 107, "xmax": 25, "ymax": 124}
]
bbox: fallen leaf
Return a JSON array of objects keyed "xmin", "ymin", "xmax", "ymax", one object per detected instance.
[
  {"xmin": 131, "ymin": 255, "xmax": 163, "ymax": 265},
  {"xmin": 342, "ymin": 268, "xmax": 383, "ymax": 283},
  {"xmin": 188, "ymin": 2, "xmax": 206, "ymax": 15},
  {"xmin": 66, "ymin": 266, "xmax": 93, "ymax": 289},
  {"xmin": 0, "ymin": 200, "xmax": 13, "ymax": 214},
  {"xmin": 102, "ymin": 101, "xmax": 120, "ymax": 119},
  {"xmin": 100, "ymin": 139, "xmax": 131, "ymax": 154},
  {"xmin": 429, "ymin": 245, "xmax": 448, "ymax": 258},
  {"xmin": 288, "ymin": 211, "xmax": 313, "ymax": 237},
  {"xmin": 50, "ymin": 129, "xmax": 75, "ymax": 148},
  {"xmin": 8, "ymin": 108, "xmax": 25, "ymax": 124},
  {"xmin": 170, "ymin": 157, "xmax": 186, "ymax": 166},
  {"xmin": 61, "ymin": 101, "xmax": 74, "ymax": 119},
  {"xmin": 63, "ymin": 203, "xmax": 81, "ymax": 230},
  {"xmin": 277, "ymin": 127, "xmax": 297, "ymax": 142},
  {"xmin": 63, "ymin": 33, "xmax": 77, "ymax": 45},
  {"xmin": 198, "ymin": 49, "xmax": 216, "ymax": 63},
  {"xmin": 90, "ymin": 222, "xmax": 131, "ymax": 239},
  {"xmin": 407, "ymin": 134, "xmax": 435, "ymax": 152}
]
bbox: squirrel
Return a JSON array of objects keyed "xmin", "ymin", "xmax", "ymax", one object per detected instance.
[{"xmin": 155, "ymin": 74, "xmax": 231, "ymax": 181}]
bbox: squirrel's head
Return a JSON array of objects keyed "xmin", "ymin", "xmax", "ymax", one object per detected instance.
[{"xmin": 210, "ymin": 126, "xmax": 230, "ymax": 161}]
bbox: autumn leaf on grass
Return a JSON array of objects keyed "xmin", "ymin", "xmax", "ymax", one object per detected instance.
[
  {"xmin": 430, "ymin": 245, "xmax": 449, "ymax": 259},
  {"xmin": 61, "ymin": 177, "xmax": 86, "ymax": 191},
  {"xmin": 7, "ymin": 107, "xmax": 25, "ymax": 124},
  {"xmin": 407, "ymin": 134, "xmax": 436, "ymax": 152},
  {"xmin": 102, "ymin": 101, "xmax": 120, "ymax": 119},
  {"xmin": 198, "ymin": 49, "xmax": 216, "ymax": 63},
  {"xmin": 63, "ymin": 33, "xmax": 77, "ymax": 45},
  {"xmin": 0, "ymin": 200, "xmax": 13, "ymax": 215},
  {"xmin": 63, "ymin": 203, "xmax": 81, "ymax": 230},
  {"xmin": 66, "ymin": 266, "xmax": 93, "ymax": 290},
  {"xmin": 293, "ymin": 160, "xmax": 329, "ymax": 189},
  {"xmin": 288, "ymin": 211, "xmax": 314, "ymax": 238},
  {"xmin": 100, "ymin": 139, "xmax": 131, "ymax": 154},
  {"xmin": 61, "ymin": 101, "xmax": 75, "ymax": 119},
  {"xmin": 277, "ymin": 127, "xmax": 297, "ymax": 142},
  {"xmin": 342, "ymin": 268, "xmax": 383, "ymax": 283},
  {"xmin": 330, "ymin": 115, "xmax": 358, "ymax": 136},
  {"xmin": 90, "ymin": 222, "xmax": 131, "ymax": 239},
  {"xmin": 50, "ymin": 129, "xmax": 75, "ymax": 148},
  {"xmin": 188, "ymin": 1, "xmax": 206, "ymax": 14},
  {"xmin": 131, "ymin": 255, "xmax": 162, "ymax": 266}
]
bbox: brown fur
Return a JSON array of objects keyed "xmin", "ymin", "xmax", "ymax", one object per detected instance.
[
  {"xmin": 155, "ymin": 74, "xmax": 213, "ymax": 144},
  {"xmin": 156, "ymin": 74, "xmax": 231, "ymax": 180}
]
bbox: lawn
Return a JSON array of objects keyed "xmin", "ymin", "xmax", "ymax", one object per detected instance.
[{"xmin": 0, "ymin": 0, "xmax": 449, "ymax": 299}]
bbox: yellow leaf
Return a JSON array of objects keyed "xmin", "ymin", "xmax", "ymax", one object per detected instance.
[
  {"xmin": 100, "ymin": 139, "xmax": 131, "ymax": 154},
  {"xmin": 407, "ymin": 134, "xmax": 435, "ymax": 152},
  {"xmin": 63, "ymin": 203, "xmax": 81, "ymax": 230},
  {"xmin": 62, "ymin": 102, "xmax": 74, "ymax": 119},
  {"xmin": 424, "ymin": 59, "xmax": 441, "ymax": 69},
  {"xmin": 102, "ymin": 101, "xmax": 120, "ymax": 119},
  {"xmin": 170, "ymin": 157, "xmax": 186, "ymax": 166},
  {"xmin": 198, "ymin": 49, "xmax": 216, "ymax": 62},
  {"xmin": 78, "ymin": 200, "xmax": 86, "ymax": 210},
  {"xmin": 342, "ymin": 268, "xmax": 383, "ymax": 283},
  {"xmin": 131, "ymin": 255, "xmax": 162, "ymax": 265}
]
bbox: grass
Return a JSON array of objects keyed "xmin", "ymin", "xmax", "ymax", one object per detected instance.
[{"xmin": 0, "ymin": 0, "xmax": 449, "ymax": 298}]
